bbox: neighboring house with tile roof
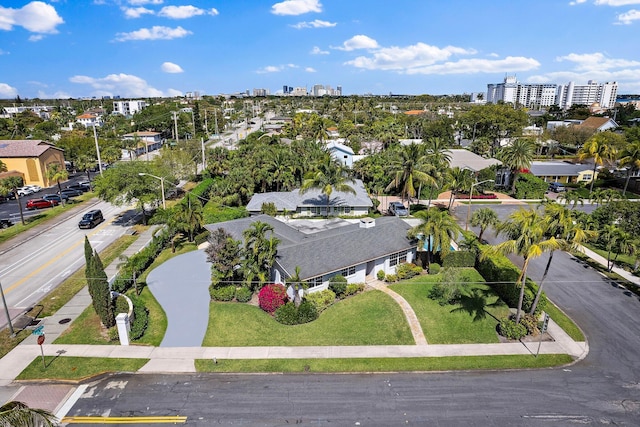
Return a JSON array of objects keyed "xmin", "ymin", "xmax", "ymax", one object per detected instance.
[
  {"xmin": 529, "ymin": 160, "xmax": 597, "ymax": 184},
  {"xmin": 76, "ymin": 112, "xmax": 103, "ymax": 128},
  {"xmin": 0, "ymin": 140, "xmax": 66, "ymax": 187},
  {"xmin": 205, "ymin": 214, "xmax": 417, "ymax": 292},
  {"xmin": 246, "ymin": 178, "xmax": 373, "ymax": 217},
  {"xmin": 577, "ymin": 117, "xmax": 618, "ymax": 132}
]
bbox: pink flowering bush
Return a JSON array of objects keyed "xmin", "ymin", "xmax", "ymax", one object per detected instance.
[{"xmin": 258, "ymin": 283, "xmax": 288, "ymax": 314}]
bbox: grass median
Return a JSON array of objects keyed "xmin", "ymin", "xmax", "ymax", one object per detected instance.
[{"xmin": 17, "ymin": 356, "xmax": 149, "ymax": 381}]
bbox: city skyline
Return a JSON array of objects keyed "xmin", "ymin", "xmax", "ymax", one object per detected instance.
[{"xmin": 0, "ymin": 0, "xmax": 639, "ymax": 99}]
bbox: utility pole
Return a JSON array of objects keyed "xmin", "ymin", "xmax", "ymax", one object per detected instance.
[
  {"xmin": 204, "ymin": 109, "xmax": 208, "ymax": 136},
  {"xmin": 201, "ymin": 137, "xmax": 206, "ymax": 171},
  {"xmin": 93, "ymin": 124, "xmax": 103, "ymax": 175},
  {"xmin": 0, "ymin": 280, "xmax": 15, "ymax": 336},
  {"xmin": 172, "ymin": 111, "xmax": 179, "ymax": 144}
]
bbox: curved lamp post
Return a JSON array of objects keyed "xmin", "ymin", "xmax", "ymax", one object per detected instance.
[
  {"xmin": 465, "ymin": 179, "xmax": 494, "ymax": 231},
  {"xmin": 138, "ymin": 173, "xmax": 165, "ymax": 209}
]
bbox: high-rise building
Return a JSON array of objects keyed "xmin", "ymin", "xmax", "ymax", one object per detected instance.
[
  {"xmin": 112, "ymin": 100, "xmax": 146, "ymax": 116},
  {"xmin": 486, "ymin": 77, "xmax": 618, "ymax": 109}
]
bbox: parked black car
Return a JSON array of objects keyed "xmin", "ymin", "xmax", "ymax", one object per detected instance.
[
  {"xmin": 66, "ymin": 183, "xmax": 89, "ymax": 193},
  {"xmin": 78, "ymin": 209, "xmax": 104, "ymax": 229},
  {"xmin": 1, "ymin": 219, "xmax": 13, "ymax": 229},
  {"xmin": 59, "ymin": 188, "xmax": 83, "ymax": 198}
]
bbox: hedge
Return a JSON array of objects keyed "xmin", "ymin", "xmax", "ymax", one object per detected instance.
[
  {"xmin": 209, "ymin": 285, "xmax": 236, "ymax": 301},
  {"xmin": 442, "ymin": 251, "xmax": 476, "ymax": 268},
  {"xmin": 129, "ymin": 294, "xmax": 149, "ymax": 341},
  {"xmin": 476, "ymin": 248, "xmax": 547, "ymax": 316},
  {"xmin": 274, "ymin": 300, "xmax": 319, "ymax": 325}
]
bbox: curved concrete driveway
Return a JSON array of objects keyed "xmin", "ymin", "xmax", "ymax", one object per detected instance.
[{"xmin": 147, "ymin": 250, "xmax": 210, "ymax": 347}]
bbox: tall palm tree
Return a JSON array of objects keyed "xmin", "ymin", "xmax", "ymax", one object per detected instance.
[
  {"xmin": 577, "ymin": 132, "xmax": 623, "ymax": 194},
  {"xmin": 409, "ymin": 207, "xmax": 462, "ymax": 270},
  {"xmin": 529, "ymin": 202, "xmax": 597, "ymax": 314},
  {"xmin": 172, "ymin": 195, "xmax": 204, "ymax": 242},
  {"xmin": 385, "ymin": 144, "xmax": 436, "ymax": 206},
  {"xmin": 299, "ymin": 157, "xmax": 355, "ymax": 217},
  {"xmin": 557, "ymin": 190, "xmax": 584, "ymax": 210},
  {"xmin": 481, "ymin": 207, "xmax": 560, "ymax": 323},
  {"xmin": 445, "ymin": 167, "xmax": 474, "ymax": 210},
  {"xmin": 0, "ymin": 159, "xmax": 7, "ymax": 173},
  {"xmin": 0, "ymin": 401, "xmax": 57, "ymax": 427},
  {"xmin": 617, "ymin": 140, "xmax": 640, "ymax": 196},
  {"xmin": 46, "ymin": 162, "xmax": 69, "ymax": 205},
  {"xmin": 470, "ymin": 207, "xmax": 499, "ymax": 242},
  {"xmin": 600, "ymin": 224, "xmax": 621, "ymax": 272},
  {"xmin": 498, "ymin": 137, "xmax": 536, "ymax": 194},
  {"xmin": 242, "ymin": 221, "xmax": 279, "ymax": 289}
]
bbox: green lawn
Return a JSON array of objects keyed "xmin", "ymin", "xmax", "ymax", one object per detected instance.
[
  {"xmin": 17, "ymin": 357, "xmax": 148, "ymax": 381},
  {"xmin": 195, "ymin": 354, "xmax": 573, "ymax": 373},
  {"xmin": 390, "ymin": 270, "xmax": 510, "ymax": 344},
  {"xmin": 202, "ymin": 290, "xmax": 414, "ymax": 346}
]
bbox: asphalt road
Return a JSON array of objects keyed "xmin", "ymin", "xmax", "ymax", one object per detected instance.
[
  {"xmin": 0, "ymin": 199, "xmax": 134, "ymax": 330},
  {"xmin": 64, "ymin": 202, "xmax": 640, "ymax": 425}
]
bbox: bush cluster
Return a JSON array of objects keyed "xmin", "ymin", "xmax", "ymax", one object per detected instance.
[
  {"xmin": 396, "ymin": 263, "xmax": 422, "ymax": 280},
  {"xmin": 498, "ymin": 318, "xmax": 527, "ymax": 340},
  {"xmin": 274, "ymin": 301, "xmax": 318, "ymax": 325},
  {"xmin": 384, "ymin": 274, "xmax": 397, "ymax": 283},
  {"xmin": 376, "ymin": 270, "xmax": 385, "ymax": 281},
  {"xmin": 235, "ymin": 287, "xmax": 253, "ymax": 303},
  {"xmin": 429, "ymin": 263, "xmax": 441, "ymax": 275},
  {"xmin": 476, "ymin": 249, "xmax": 547, "ymax": 316},
  {"xmin": 344, "ymin": 283, "xmax": 365, "ymax": 297},
  {"xmin": 194, "ymin": 231, "xmax": 209, "ymax": 246},
  {"xmin": 442, "ymin": 251, "xmax": 476, "ymax": 268},
  {"xmin": 329, "ymin": 275, "xmax": 348, "ymax": 298},
  {"xmin": 428, "ymin": 282, "xmax": 461, "ymax": 306},
  {"xmin": 129, "ymin": 294, "xmax": 149, "ymax": 341},
  {"xmin": 258, "ymin": 283, "xmax": 288, "ymax": 313},
  {"xmin": 210, "ymin": 285, "xmax": 236, "ymax": 301},
  {"xmin": 305, "ymin": 289, "xmax": 335, "ymax": 313}
]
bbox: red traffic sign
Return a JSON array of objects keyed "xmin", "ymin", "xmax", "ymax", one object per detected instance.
[{"xmin": 37, "ymin": 334, "xmax": 45, "ymax": 345}]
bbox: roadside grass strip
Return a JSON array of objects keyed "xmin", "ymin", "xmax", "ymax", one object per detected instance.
[{"xmin": 61, "ymin": 415, "xmax": 187, "ymax": 424}]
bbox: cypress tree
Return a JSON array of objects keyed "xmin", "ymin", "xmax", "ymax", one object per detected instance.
[
  {"xmin": 92, "ymin": 250, "xmax": 115, "ymax": 328},
  {"xmin": 84, "ymin": 236, "xmax": 96, "ymax": 303}
]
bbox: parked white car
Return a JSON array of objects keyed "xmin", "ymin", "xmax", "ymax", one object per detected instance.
[
  {"xmin": 16, "ymin": 186, "xmax": 35, "ymax": 196},
  {"xmin": 26, "ymin": 185, "xmax": 42, "ymax": 193}
]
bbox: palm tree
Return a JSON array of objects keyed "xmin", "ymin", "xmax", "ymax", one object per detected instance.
[
  {"xmin": 470, "ymin": 207, "xmax": 499, "ymax": 242},
  {"xmin": 618, "ymin": 140, "xmax": 640, "ymax": 196},
  {"xmin": 600, "ymin": 224, "xmax": 621, "ymax": 272},
  {"xmin": 0, "ymin": 159, "xmax": 7, "ymax": 173},
  {"xmin": 299, "ymin": 157, "xmax": 355, "ymax": 217},
  {"xmin": 445, "ymin": 167, "xmax": 474, "ymax": 210},
  {"xmin": 242, "ymin": 221, "xmax": 280, "ymax": 289},
  {"xmin": 557, "ymin": 190, "xmax": 584, "ymax": 210},
  {"xmin": 481, "ymin": 207, "xmax": 560, "ymax": 323},
  {"xmin": 46, "ymin": 162, "xmax": 69, "ymax": 205},
  {"xmin": 577, "ymin": 132, "xmax": 622, "ymax": 194},
  {"xmin": 172, "ymin": 195, "xmax": 204, "ymax": 242},
  {"xmin": 529, "ymin": 202, "xmax": 597, "ymax": 314},
  {"xmin": 410, "ymin": 207, "xmax": 462, "ymax": 270},
  {"xmin": 498, "ymin": 137, "xmax": 535, "ymax": 194},
  {"xmin": 0, "ymin": 401, "xmax": 57, "ymax": 427},
  {"xmin": 385, "ymin": 145, "xmax": 436, "ymax": 206}
]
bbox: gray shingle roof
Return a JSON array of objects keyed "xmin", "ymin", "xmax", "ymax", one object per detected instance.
[
  {"xmin": 530, "ymin": 161, "xmax": 594, "ymax": 177},
  {"xmin": 205, "ymin": 215, "xmax": 416, "ymax": 281},
  {"xmin": 246, "ymin": 178, "xmax": 373, "ymax": 213}
]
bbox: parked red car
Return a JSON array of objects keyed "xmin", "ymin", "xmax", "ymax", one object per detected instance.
[{"xmin": 26, "ymin": 198, "xmax": 58, "ymax": 210}]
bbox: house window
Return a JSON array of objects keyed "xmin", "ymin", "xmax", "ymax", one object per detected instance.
[
  {"xmin": 340, "ymin": 266, "xmax": 356, "ymax": 277},
  {"xmin": 389, "ymin": 250, "xmax": 408, "ymax": 267},
  {"xmin": 582, "ymin": 174, "xmax": 592, "ymax": 181},
  {"xmin": 308, "ymin": 276, "xmax": 323, "ymax": 288}
]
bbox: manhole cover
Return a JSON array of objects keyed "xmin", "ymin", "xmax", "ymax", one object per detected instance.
[{"xmin": 58, "ymin": 318, "xmax": 71, "ymax": 324}]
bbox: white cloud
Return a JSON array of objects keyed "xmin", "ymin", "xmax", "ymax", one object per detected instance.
[
  {"xmin": 291, "ymin": 19, "xmax": 336, "ymax": 29},
  {"xmin": 161, "ymin": 62, "xmax": 184, "ymax": 73},
  {"xmin": 0, "ymin": 49, "xmax": 7, "ymax": 55},
  {"xmin": 305, "ymin": 67, "xmax": 316, "ymax": 72},
  {"xmin": 271, "ymin": 0, "xmax": 321, "ymax": 16},
  {"xmin": 617, "ymin": 8, "xmax": 640, "ymax": 23},
  {"xmin": 158, "ymin": 5, "xmax": 219, "ymax": 19},
  {"xmin": 128, "ymin": 0, "xmax": 163, "ymax": 5},
  {"xmin": 122, "ymin": 7, "xmax": 154, "ymax": 19},
  {"xmin": 115, "ymin": 26, "xmax": 192, "ymax": 41},
  {"xmin": 28, "ymin": 34, "xmax": 44, "ymax": 42},
  {"xmin": 403, "ymin": 56, "xmax": 540, "ymax": 75},
  {"xmin": 333, "ymin": 35, "xmax": 378, "ymax": 51},
  {"xmin": 69, "ymin": 73, "xmax": 166, "ymax": 97},
  {"xmin": 310, "ymin": 46, "xmax": 329, "ymax": 55},
  {"xmin": 0, "ymin": 83, "xmax": 18, "ymax": 97},
  {"xmin": 0, "ymin": 1, "xmax": 64, "ymax": 34},
  {"xmin": 345, "ymin": 42, "xmax": 476, "ymax": 70},
  {"xmin": 556, "ymin": 52, "xmax": 640, "ymax": 71},
  {"xmin": 166, "ymin": 88, "xmax": 183, "ymax": 97},
  {"xmin": 595, "ymin": 0, "xmax": 640, "ymax": 5},
  {"xmin": 37, "ymin": 89, "xmax": 72, "ymax": 99},
  {"xmin": 256, "ymin": 64, "xmax": 298, "ymax": 73}
]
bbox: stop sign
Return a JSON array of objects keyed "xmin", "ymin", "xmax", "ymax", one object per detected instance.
[{"xmin": 37, "ymin": 334, "xmax": 45, "ymax": 345}]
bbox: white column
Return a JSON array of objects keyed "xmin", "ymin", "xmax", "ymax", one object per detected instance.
[{"xmin": 116, "ymin": 313, "xmax": 130, "ymax": 346}]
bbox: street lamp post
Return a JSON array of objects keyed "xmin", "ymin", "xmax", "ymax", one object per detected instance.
[
  {"xmin": 0, "ymin": 280, "xmax": 15, "ymax": 336},
  {"xmin": 139, "ymin": 173, "xmax": 165, "ymax": 209},
  {"xmin": 465, "ymin": 179, "xmax": 494, "ymax": 231}
]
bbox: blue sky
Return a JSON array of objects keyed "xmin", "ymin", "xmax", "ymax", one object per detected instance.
[{"xmin": 1, "ymin": 0, "xmax": 639, "ymax": 99}]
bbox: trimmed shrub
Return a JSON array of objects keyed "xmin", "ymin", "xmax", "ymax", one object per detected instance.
[
  {"xmin": 520, "ymin": 313, "xmax": 540, "ymax": 336},
  {"xmin": 258, "ymin": 283, "xmax": 288, "ymax": 313},
  {"xmin": 385, "ymin": 274, "xmax": 398, "ymax": 283},
  {"xmin": 107, "ymin": 327, "xmax": 119, "ymax": 342},
  {"xmin": 209, "ymin": 285, "xmax": 236, "ymax": 301},
  {"xmin": 305, "ymin": 289, "xmax": 336, "ymax": 313},
  {"xmin": 396, "ymin": 263, "xmax": 422, "ymax": 280},
  {"xmin": 428, "ymin": 282, "xmax": 461, "ymax": 306},
  {"xmin": 344, "ymin": 283, "xmax": 365, "ymax": 297},
  {"xmin": 442, "ymin": 251, "xmax": 476, "ymax": 268},
  {"xmin": 274, "ymin": 300, "xmax": 319, "ymax": 325},
  {"xmin": 429, "ymin": 263, "xmax": 441, "ymax": 275},
  {"xmin": 129, "ymin": 294, "xmax": 149, "ymax": 341},
  {"xmin": 235, "ymin": 287, "xmax": 253, "ymax": 303},
  {"xmin": 194, "ymin": 231, "xmax": 209, "ymax": 246},
  {"xmin": 377, "ymin": 270, "xmax": 386, "ymax": 281},
  {"xmin": 498, "ymin": 318, "xmax": 527, "ymax": 340},
  {"xmin": 329, "ymin": 275, "xmax": 348, "ymax": 298}
]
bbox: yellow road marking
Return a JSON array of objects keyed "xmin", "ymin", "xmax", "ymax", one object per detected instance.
[
  {"xmin": 4, "ymin": 219, "xmax": 114, "ymax": 295},
  {"xmin": 61, "ymin": 415, "xmax": 187, "ymax": 424}
]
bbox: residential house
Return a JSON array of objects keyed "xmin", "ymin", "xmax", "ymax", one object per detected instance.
[
  {"xmin": 205, "ymin": 214, "xmax": 417, "ymax": 292},
  {"xmin": 326, "ymin": 140, "xmax": 354, "ymax": 167},
  {"xmin": 577, "ymin": 116, "xmax": 618, "ymax": 133},
  {"xmin": 0, "ymin": 139, "xmax": 66, "ymax": 187},
  {"xmin": 529, "ymin": 160, "xmax": 597, "ymax": 184},
  {"xmin": 246, "ymin": 178, "xmax": 373, "ymax": 217},
  {"xmin": 447, "ymin": 149, "xmax": 502, "ymax": 173},
  {"xmin": 122, "ymin": 131, "xmax": 164, "ymax": 158},
  {"xmin": 76, "ymin": 113, "xmax": 103, "ymax": 128}
]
